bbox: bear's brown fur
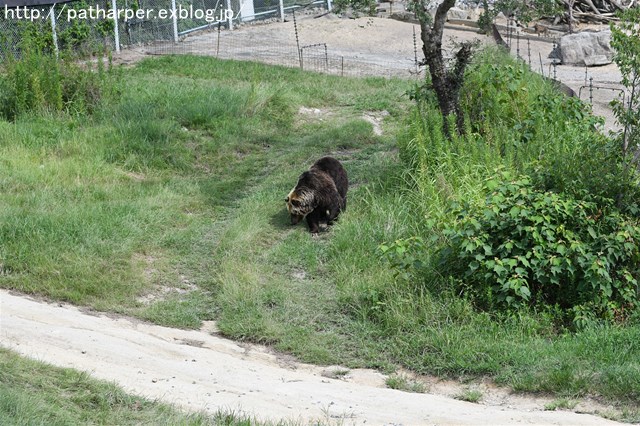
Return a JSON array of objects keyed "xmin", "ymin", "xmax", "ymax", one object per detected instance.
[{"xmin": 285, "ymin": 157, "xmax": 348, "ymax": 233}]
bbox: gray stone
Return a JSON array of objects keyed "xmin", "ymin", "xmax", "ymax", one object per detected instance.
[
  {"xmin": 447, "ymin": 7, "xmax": 469, "ymax": 20},
  {"xmin": 559, "ymin": 30, "xmax": 613, "ymax": 66}
]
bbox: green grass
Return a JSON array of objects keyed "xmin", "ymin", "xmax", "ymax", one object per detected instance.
[
  {"xmin": 545, "ymin": 398, "xmax": 578, "ymax": 411},
  {"xmin": 454, "ymin": 388, "xmax": 483, "ymax": 404},
  {"xmin": 385, "ymin": 374, "xmax": 426, "ymax": 393},
  {"xmin": 1, "ymin": 53, "xmax": 640, "ymax": 423}
]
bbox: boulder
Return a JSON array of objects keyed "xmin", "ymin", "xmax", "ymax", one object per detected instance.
[
  {"xmin": 559, "ymin": 30, "xmax": 613, "ymax": 66},
  {"xmin": 447, "ymin": 7, "xmax": 469, "ymax": 20}
]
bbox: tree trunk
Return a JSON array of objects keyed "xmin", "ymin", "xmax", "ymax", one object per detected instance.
[{"xmin": 417, "ymin": 0, "xmax": 474, "ymax": 138}]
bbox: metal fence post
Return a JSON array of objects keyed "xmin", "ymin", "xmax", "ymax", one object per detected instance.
[
  {"xmin": 413, "ymin": 26, "xmax": 418, "ymax": 73},
  {"xmin": 171, "ymin": 0, "xmax": 179, "ymax": 42},
  {"xmin": 279, "ymin": 0, "xmax": 285, "ymax": 22},
  {"xmin": 293, "ymin": 10, "xmax": 301, "ymax": 68},
  {"xmin": 50, "ymin": 4, "xmax": 59, "ymax": 58},
  {"xmin": 226, "ymin": 0, "xmax": 234, "ymax": 30},
  {"xmin": 111, "ymin": 0, "xmax": 120, "ymax": 53}
]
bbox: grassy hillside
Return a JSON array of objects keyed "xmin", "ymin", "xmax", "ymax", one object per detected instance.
[{"xmin": 1, "ymin": 53, "xmax": 639, "ymax": 422}]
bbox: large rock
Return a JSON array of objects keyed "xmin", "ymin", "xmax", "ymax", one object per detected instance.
[
  {"xmin": 559, "ymin": 30, "xmax": 613, "ymax": 66},
  {"xmin": 447, "ymin": 7, "xmax": 469, "ymax": 20}
]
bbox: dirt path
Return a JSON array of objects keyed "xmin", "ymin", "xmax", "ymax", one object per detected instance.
[{"xmin": 1, "ymin": 290, "xmax": 624, "ymax": 425}]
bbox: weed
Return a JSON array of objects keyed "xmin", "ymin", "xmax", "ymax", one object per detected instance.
[
  {"xmin": 544, "ymin": 398, "xmax": 578, "ymax": 411},
  {"xmin": 386, "ymin": 374, "xmax": 426, "ymax": 393},
  {"xmin": 454, "ymin": 388, "xmax": 483, "ymax": 403}
]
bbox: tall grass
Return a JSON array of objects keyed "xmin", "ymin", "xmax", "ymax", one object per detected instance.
[
  {"xmin": 0, "ymin": 46, "xmax": 118, "ymax": 120},
  {"xmin": 400, "ymin": 49, "xmax": 623, "ymax": 224}
]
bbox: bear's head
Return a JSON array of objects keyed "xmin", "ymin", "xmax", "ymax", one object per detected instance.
[{"xmin": 285, "ymin": 187, "xmax": 315, "ymax": 225}]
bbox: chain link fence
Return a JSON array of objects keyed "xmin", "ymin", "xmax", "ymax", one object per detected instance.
[
  {"xmin": 147, "ymin": 23, "xmax": 419, "ymax": 78},
  {"xmin": 146, "ymin": 8, "xmax": 421, "ymax": 79},
  {"xmin": 0, "ymin": 0, "xmax": 329, "ymax": 59}
]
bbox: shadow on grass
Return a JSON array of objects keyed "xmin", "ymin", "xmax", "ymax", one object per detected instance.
[{"xmin": 270, "ymin": 208, "xmax": 294, "ymax": 231}]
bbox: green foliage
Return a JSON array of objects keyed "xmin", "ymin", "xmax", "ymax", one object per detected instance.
[
  {"xmin": 477, "ymin": 0, "xmax": 494, "ymax": 34},
  {"xmin": 610, "ymin": 7, "xmax": 640, "ymax": 156},
  {"xmin": 490, "ymin": 0, "xmax": 560, "ymax": 24},
  {"xmin": 441, "ymin": 172, "xmax": 640, "ymax": 327},
  {"xmin": 331, "ymin": 0, "xmax": 377, "ymax": 16},
  {"xmin": 0, "ymin": 43, "xmax": 117, "ymax": 120},
  {"xmin": 379, "ymin": 237, "xmax": 427, "ymax": 282},
  {"xmin": 461, "ymin": 49, "xmax": 636, "ymax": 210},
  {"xmin": 4, "ymin": 52, "xmax": 640, "ymax": 413}
]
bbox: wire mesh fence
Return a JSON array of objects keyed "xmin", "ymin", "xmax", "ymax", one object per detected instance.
[
  {"xmin": 2, "ymin": 0, "xmax": 421, "ymax": 80},
  {"xmin": 0, "ymin": 3, "xmax": 116, "ymax": 60},
  {"xmin": 0, "ymin": 0, "xmax": 327, "ymax": 58},
  {"xmin": 147, "ymin": 14, "xmax": 421, "ymax": 79}
]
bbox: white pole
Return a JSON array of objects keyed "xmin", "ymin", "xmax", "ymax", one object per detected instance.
[
  {"xmin": 226, "ymin": 0, "xmax": 233, "ymax": 30},
  {"xmin": 279, "ymin": 0, "xmax": 284, "ymax": 22},
  {"xmin": 49, "ymin": 4, "xmax": 59, "ymax": 58},
  {"xmin": 171, "ymin": 0, "xmax": 179, "ymax": 42},
  {"xmin": 327, "ymin": 0, "xmax": 332, "ymax": 12},
  {"xmin": 111, "ymin": 0, "xmax": 120, "ymax": 53}
]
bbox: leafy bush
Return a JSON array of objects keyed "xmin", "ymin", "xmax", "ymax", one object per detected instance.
[
  {"xmin": 331, "ymin": 0, "xmax": 376, "ymax": 16},
  {"xmin": 379, "ymin": 237, "xmax": 427, "ymax": 282},
  {"xmin": 441, "ymin": 172, "xmax": 640, "ymax": 327}
]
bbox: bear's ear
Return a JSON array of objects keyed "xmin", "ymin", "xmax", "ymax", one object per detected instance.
[{"xmin": 285, "ymin": 196, "xmax": 289, "ymax": 202}]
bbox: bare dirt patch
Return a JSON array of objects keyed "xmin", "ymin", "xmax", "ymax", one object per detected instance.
[{"xmin": 133, "ymin": 254, "xmax": 198, "ymax": 306}]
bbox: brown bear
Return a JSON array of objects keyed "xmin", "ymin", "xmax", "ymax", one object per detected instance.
[{"xmin": 285, "ymin": 156, "xmax": 348, "ymax": 233}]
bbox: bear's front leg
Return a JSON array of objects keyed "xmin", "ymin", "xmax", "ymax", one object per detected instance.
[
  {"xmin": 305, "ymin": 209, "xmax": 323, "ymax": 234},
  {"xmin": 307, "ymin": 221, "xmax": 320, "ymax": 233}
]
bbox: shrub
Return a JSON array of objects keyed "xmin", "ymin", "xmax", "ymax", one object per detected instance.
[
  {"xmin": 0, "ymin": 43, "xmax": 116, "ymax": 120},
  {"xmin": 440, "ymin": 171, "xmax": 640, "ymax": 327},
  {"xmin": 331, "ymin": 0, "xmax": 376, "ymax": 16}
]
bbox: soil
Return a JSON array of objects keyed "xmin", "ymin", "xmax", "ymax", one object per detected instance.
[
  {"xmin": 3, "ymin": 12, "xmax": 630, "ymax": 425},
  {"xmin": 0, "ymin": 290, "xmax": 628, "ymax": 424}
]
